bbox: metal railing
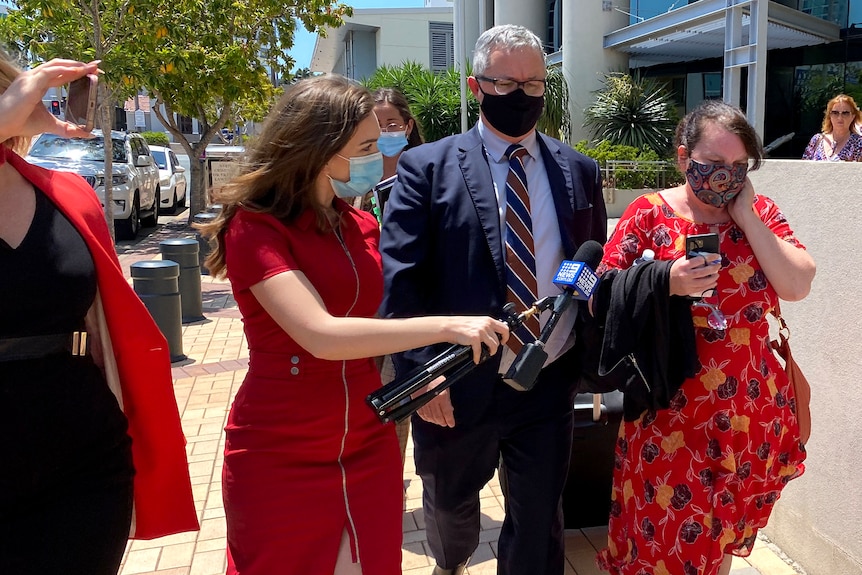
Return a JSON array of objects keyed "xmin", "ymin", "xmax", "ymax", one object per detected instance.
[{"xmin": 601, "ymin": 159, "xmax": 681, "ymax": 192}]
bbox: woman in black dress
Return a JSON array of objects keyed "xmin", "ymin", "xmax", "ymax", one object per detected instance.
[{"xmin": 0, "ymin": 54, "xmax": 197, "ymax": 574}]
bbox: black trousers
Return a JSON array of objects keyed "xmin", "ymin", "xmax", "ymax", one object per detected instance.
[
  {"xmin": 412, "ymin": 359, "xmax": 578, "ymax": 575},
  {"xmin": 0, "ymin": 353, "xmax": 135, "ymax": 575}
]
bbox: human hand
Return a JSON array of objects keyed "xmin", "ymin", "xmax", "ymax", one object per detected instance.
[
  {"xmin": 414, "ymin": 376, "xmax": 455, "ymax": 427},
  {"xmin": 0, "ymin": 59, "xmax": 100, "ymax": 143},
  {"xmin": 669, "ymin": 254, "xmax": 721, "ymax": 297},
  {"xmin": 444, "ymin": 316, "xmax": 509, "ymax": 364},
  {"xmin": 727, "ymin": 177, "xmax": 758, "ymax": 228}
]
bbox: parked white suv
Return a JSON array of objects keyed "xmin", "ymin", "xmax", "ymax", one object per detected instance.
[{"xmin": 26, "ymin": 131, "xmax": 160, "ymax": 240}]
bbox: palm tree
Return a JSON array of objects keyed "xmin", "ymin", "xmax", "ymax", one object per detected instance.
[
  {"xmin": 584, "ymin": 72, "xmax": 678, "ymax": 155},
  {"xmin": 538, "ymin": 65, "xmax": 570, "ymax": 142}
]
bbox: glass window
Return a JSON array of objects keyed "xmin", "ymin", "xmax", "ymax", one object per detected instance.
[
  {"xmin": 799, "ymin": 0, "xmax": 848, "ymax": 27},
  {"xmin": 129, "ymin": 137, "xmax": 140, "ymax": 159},
  {"xmin": 151, "ymin": 149, "xmax": 167, "ymax": 169},
  {"xmin": 632, "ymin": 0, "xmax": 691, "ymax": 22},
  {"xmin": 852, "ymin": 0, "xmax": 862, "ymax": 27},
  {"xmin": 703, "ymin": 72, "xmax": 723, "ymax": 99},
  {"xmin": 28, "ymin": 134, "xmax": 127, "ymax": 162},
  {"xmin": 429, "ymin": 22, "xmax": 454, "ymax": 73}
]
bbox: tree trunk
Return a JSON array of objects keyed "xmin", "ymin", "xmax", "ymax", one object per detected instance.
[
  {"xmin": 151, "ymin": 98, "xmax": 232, "ymax": 222},
  {"xmin": 98, "ymin": 80, "xmax": 115, "ymax": 240}
]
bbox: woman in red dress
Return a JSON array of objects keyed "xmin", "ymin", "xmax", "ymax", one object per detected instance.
[
  {"xmin": 596, "ymin": 100, "xmax": 815, "ymax": 575},
  {"xmin": 201, "ymin": 75, "xmax": 509, "ymax": 575}
]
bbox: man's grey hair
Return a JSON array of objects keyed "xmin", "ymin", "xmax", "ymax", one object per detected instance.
[{"xmin": 472, "ymin": 25, "xmax": 545, "ymax": 77}]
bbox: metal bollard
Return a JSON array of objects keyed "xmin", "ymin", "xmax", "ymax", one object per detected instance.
[
  {"xmin": 131, "ymin": 260, "xmax": 186, "ymax": 362},
  {"xmin": 193, "ymin": 212, "xmax": 217, "ymax": 275},
  {"xmin": 160, "ymin": 238, "xmax": 205, "ymax": 323}
]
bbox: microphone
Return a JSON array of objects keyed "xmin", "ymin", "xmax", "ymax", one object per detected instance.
[
  {"xmin": 502, "ymin": 240, "xmax": 604, "ymax": 391},
  {"xmin": 366, "ymin": 303, "xmax": 532, "ymax": 424}
]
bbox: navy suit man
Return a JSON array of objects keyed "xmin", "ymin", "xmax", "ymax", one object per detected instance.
[{"xmin": 379, "ymin": 25, "xmax": 607, "ymax": 575}]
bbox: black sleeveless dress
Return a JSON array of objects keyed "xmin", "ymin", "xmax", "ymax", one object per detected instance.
[{"xmin": 0, "ymin": 189, "xmax": 135, "ymax": 575}]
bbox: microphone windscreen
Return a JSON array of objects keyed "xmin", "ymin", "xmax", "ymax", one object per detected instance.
[{"xmin": 571, "ymin": 240, "xmax": 604, "ymax": 271}]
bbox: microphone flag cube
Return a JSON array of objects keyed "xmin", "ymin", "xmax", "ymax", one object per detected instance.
[{"xmin": 553, "ymin": 261, "xmax": 598, "ymax": 300}]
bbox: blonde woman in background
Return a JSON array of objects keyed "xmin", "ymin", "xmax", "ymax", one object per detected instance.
[{"xmin": 802, "ymin": 93, "xmax": 862, "ymax": 161}]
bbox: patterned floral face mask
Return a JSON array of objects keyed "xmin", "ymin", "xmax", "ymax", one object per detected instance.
[{"xmin": 685, "ymin": 159, "xmax": 748, "ymax": 208}]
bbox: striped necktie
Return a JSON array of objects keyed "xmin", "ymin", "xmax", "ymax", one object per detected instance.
[{"xmin": 504, "ymin": 144, "xmax": 540, "ymax": 354}]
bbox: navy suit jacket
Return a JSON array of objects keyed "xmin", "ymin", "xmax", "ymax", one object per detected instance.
[{"xmin": 379, "ymin": 126, "xmax": 607, "ymax": 423}]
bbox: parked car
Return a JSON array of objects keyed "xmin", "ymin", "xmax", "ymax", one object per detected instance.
[
  {"xmin": 26, "ymin": 130, "xmax": 160, "ymax": 240},
  {"xmin": 150, "ymin": 145, "xmax": 187, "ymax": 213}
]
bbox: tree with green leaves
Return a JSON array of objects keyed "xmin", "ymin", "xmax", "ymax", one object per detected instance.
[
  {"xmin": 134, "ymin": 1, "xmax": 351, "ymax": 218},
  {"xmin": 1, "ymin": 0, "xmax": 156, "ymax": 237},
  {"xmin": 1, "ymin": 0, "xmax": 352, "ymax": 228},
  {"xmin": 584, "ymin": 72, "xmax": 678, "ymax": 155}
]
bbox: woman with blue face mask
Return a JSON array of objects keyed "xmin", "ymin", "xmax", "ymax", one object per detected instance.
[
  {"xmin": 367, "ymin": 88, "xmax": 425, "ymax": 477},
  {"xmin": 361, "ymin": 87, "xmax": 423, "ymax": 222},
  {"xmin": 199, "ymin": 75, "xmax": 508, "ymax": 575}
]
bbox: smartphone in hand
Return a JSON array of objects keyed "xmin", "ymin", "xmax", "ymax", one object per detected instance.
[
  {"xmin": 685, "ymin": 232, "xmax": 720, "ymax": 299},
  {"xmin": 685, "ymin": 232, "xmax": 719, "ymax": 262},
  {"xmin": 65, "ymin": 74, "xmax": 98, "ymax": 132}
]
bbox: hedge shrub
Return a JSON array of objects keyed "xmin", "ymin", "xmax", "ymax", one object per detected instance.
[
  {"xmin": 141, "ymin": 131, "xmax": 170, "ymax": 146},
  {"xmin": 574, "ymin": 140, "xmax": 683, "ymax": 189}
]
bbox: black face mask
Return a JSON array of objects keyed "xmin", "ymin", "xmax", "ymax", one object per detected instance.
[{"xmin": 479, "ymin": 87, "xmax": 545, "ymax": 138}]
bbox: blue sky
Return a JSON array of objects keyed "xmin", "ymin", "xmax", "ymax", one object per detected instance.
[{"xmin": 290, "ymin": 0, "xmax": 424, "ymax": 71}]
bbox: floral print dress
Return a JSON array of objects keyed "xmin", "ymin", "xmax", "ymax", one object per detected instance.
[
  {"xmin": 802, "ymin": 132, "xmax": 862, "ymax": 161},
  {"xmin": 596, "ymin": 192, "xmax": 807, "ymax": 575}
]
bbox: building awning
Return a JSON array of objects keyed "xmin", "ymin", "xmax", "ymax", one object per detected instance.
[
  {"xmin": 604, "ymin": 0, "xmax": 840, "ymax": 68},
  {"xmin": 310, "ymin": 21, "xmax": 379, "ymax": 73}
]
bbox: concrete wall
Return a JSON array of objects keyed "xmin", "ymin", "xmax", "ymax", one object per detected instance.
[
  {"xmin": 493, "ymin": 0, "xmax": 544, "ymax": 38},
  {"xmin": 746, "ymin": 160, "xmax": 862, "ymax": 575},
  {"xmin": 352, "ymin": 30, "xmax": 378, "ymax": 81},
  {"xmin": 349, "ymin": 9, "xmax": 454, "ymax": 70}
]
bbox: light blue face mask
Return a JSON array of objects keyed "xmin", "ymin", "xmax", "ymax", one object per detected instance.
[
  {"xmin": 329, "ymin": 152, "xmax": 384, "ymax": 198},
  {"xmin": 377, "ymin": 131, "xmax": 409, "ymax": 157}
]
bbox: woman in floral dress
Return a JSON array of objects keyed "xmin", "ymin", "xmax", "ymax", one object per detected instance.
[{"xmin": 597, "ymin": 100, "xmax": 816, "ymax": 575}]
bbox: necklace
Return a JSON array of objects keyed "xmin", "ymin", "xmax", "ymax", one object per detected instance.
[{"xmin": 827, "ymin": 133, "xmax": 849, "ymax": 156}]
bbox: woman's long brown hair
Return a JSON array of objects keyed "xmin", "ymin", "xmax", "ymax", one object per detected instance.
[{"xmin": 200, "ymin": 75, "xmax": 374, "ymax": 278}]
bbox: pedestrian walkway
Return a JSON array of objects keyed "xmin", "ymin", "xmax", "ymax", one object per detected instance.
[{"xmin": 114, "ymin": 217, "xmax": 802, "ymax": 575}]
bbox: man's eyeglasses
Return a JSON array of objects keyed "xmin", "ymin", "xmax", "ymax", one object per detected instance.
[
  {"xmin": 475, "ymin": 76, "xmax": 547, "ymax": 97},
  {"xmin": 692, "ymin": 289, "xmax": 727, "ymax": 331},
  {"xmin": 830, "ymin": 110, "xmax": 853, "ymax": 117},
  {"xmin": 380, "ymin": 122, "xmax": 406, "ymax": 133}
]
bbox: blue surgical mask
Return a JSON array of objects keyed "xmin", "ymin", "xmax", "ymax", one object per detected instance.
[
  {"xmin": 329, "ymin": 152, "xmax": 384, "ymax": 198},
  {"xmin": 377, "ymin": 131, "xmax": 409, "ymax": 157}
]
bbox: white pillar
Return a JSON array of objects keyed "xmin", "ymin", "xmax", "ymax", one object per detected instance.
[
  {"xmin": 455, "ymin": 0, "xmax": 469, "ymax": 132},
  {"xmin": 493, "ymin": 0, "xmax": 544, "ymax": 38},
  {"xmin": 748, "ymin": 0, "xmax": 768, "ymax": 137},
  {"xmin": 563, "ymin": 0, "xmax": 629, "ymax": 143},
  {"xmin": 723, "ymin": 0, "xmax": 767, "ymax": 137}
]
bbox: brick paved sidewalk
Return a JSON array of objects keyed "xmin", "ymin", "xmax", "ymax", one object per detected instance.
[{"xmin": 114, "ymin": 216, "xmax": 802, "ymax": 575}]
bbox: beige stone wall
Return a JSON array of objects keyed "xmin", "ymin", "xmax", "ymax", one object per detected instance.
[{"xmin": 747, "ymin": 160, "xmax": 862, "ymax": 575}]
